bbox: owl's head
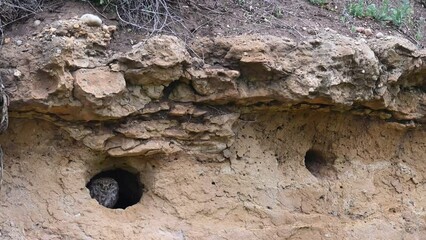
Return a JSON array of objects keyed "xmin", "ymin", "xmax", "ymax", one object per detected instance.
[
  {"xmin": 91, "ymin": 177, "xmax": 119, "ymax": 193},
  {"xmin": 88, "ymin": 177, "xmax": 120, "ymax": 208}
]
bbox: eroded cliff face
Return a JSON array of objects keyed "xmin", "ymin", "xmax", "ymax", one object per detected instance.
[{"xmin": 0, "ymin": 17, "xmax": 425, "ymax": 239}]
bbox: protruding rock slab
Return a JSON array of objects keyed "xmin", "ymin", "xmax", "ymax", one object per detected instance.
[
  {"xmin": 107, "ymin": 140, "xmax": 181, "ymax": 157},
  {"xmin": 116, "ymin": 35, "xmax": 190, "ymax": 86},
  {"xmin": 73, "ymin": 68, "xmax": 126, "ymax": 102}
]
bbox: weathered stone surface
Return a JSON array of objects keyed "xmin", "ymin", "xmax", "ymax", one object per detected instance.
[
  {"xmin": 116, "ymin": 35, "xmax": 190, "ymax": 86},
  {"xmin": 117, "ymin": 120, "xmax": 179, "ymax": 139},
  {"xmin": 142, "ymin": 85, "xmax": 164, "ymax": 99},
  {"xmin": 367, "ymin": 36, "xmax": 426, "ymax": 121},
  {"xmin": 169, "ymin": 83, "xmax": 196, "ymax": 102},
  {"xmin": 1, "ymin": 18, "xmax": 425, "ymax": 157},
  {"xmin": 73, "ymin": 67, "xmax": 126, "ymax": 101},
  {"xmin": 2, "ymin": 18, "xmax": 425, "ymax": 123},
  {"xmin": 186, "ymin": 67, "xmax": 240, "ymax": 103},
  {"xmin": 107, "ymin": 139, "xmax": 181, "ymax": 157},
  {"xmin": 0, "ymin": 20, "xmax": 425, "ymax": 159},
  {"xmin": 191, "ymin": 34, "xmax": 381, "ymax": 105}
]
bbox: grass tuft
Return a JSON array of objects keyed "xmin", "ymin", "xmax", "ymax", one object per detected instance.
[
  {"xmin": 308, "ymin": 0, "xmax": 328, "ymax": 6},
  {"xmin": 347, "ymin": 0, "xmax": 413, "ymax": 27}
]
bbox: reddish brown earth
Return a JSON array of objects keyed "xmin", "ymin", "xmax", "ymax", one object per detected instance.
[{"xmin": 4, "ymin": 1, "xmax": 426, "ymax": 51}]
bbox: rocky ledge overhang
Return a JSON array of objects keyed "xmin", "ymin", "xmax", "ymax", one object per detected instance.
[{"xmin": 0, "ymin": 17, "xmax": 425, "ymax": 161}]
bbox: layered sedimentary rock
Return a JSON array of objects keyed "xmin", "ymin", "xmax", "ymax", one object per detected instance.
[{"xmin": 0, "ymin": 18, "xmax": 424, "ymax": 162}]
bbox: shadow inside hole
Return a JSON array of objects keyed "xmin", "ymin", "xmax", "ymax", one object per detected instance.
[
  {"xmin": 86, "ymin": 169, "xmax": 143, "ymax": 209},
  {"xmin": 304, "ymin": 149, "xmax": 336, "ymax": 179}
]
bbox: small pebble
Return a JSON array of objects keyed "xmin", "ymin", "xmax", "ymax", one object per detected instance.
[
  {"xmin": 307, "ymin": 29, "xmax": 317, "ymax": 35},
  {"xmin": 364, "ymin": 28, "xmax": 373, "ymax": 36},
  {"xmin": 376, "ymin": 32, "xmax": 384, "ymax": 39},
  {"xmin": 223, "ymin": 149, "xmax": 231, "ymax": 158},
  {"xmin": 34, "ymin": 20, "xmax": 41, "ymax": 26},
  {"xmin": 355, "ymin": 27, "xmax": 365, "ymax": 33},
  {"xmin": 107, "ymin": 25, "xmax": 117, "ymax": 32},
  {"xmin": 3, "ymin": 38, "xmax": 10, "ymax": 44},
  {"xmin": 15, "ymin": 40, "xmax": 23, "ymax": 46},
  {"xmin": 13, "ymin": 70, "xmax": 22, "ymax": 77},
  {"xmin": 80, "ymin": 14, "xmax": 102, "ymax": 27}
]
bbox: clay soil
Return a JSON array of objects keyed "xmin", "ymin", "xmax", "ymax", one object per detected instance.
[{"xmin": 1, "ymin": 112, "xmax": 426, "ymax": 239}]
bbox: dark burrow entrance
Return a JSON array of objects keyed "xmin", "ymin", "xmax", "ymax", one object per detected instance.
[
  {"xmin": 304, "ymin": 149, "xmax": 336, "ymax": 179},
  {"xmin": 86, "ymin": 169, "xmax": 143, "ymax": 209}
]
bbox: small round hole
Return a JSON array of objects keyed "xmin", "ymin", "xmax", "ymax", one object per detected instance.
[
  {"xmin": 87, "ymin": 169, "xmax": 143, "ymax": 209},
  {"xmin": 304, "ymin": 149, "xmax": 336, "ymax": 179}
]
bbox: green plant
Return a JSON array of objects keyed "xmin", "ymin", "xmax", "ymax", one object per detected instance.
[
  {"xmin": 366, "ymin": 0, "xmax": 391, "ymax": 21},
  {"xmin": 348, "ymin": 0, "xmax": 365, "ymax": 17},
  {"xmin": 308, "ymin": 0, "xmax": 328, "ymax": 6},
  {"xmin": 390, "ymin": 0, "xmax": 412, "ymax": 26},
  {"xmin": 272, "ymin": 6, "xmax": 284, "ymax": 18},
  {"xmin": 365, "ymin": 4, "xmax": 377, "ymax": 18},
  {"xmin": 415, "ymin": 17, "xmax": 425, "ymax": 40},
  {"xmin": 347, "ymin": 0, "xmax": 413, "ymax": 27},
  {"xmin": 235, "ymin": 0, "xmax": 246, "ymax": 6},
  {"xmin": 415, "ymin": 28, "xmax": 424, "ymax": 41}
]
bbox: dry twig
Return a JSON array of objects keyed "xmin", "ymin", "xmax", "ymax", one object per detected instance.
[
  {"xmin": 0, "ymin": 0, "xmax": 45, "ymax": 43},
  {"xmin": 114, "ymin": 0, "xmax": 183, "ymax": 36}
]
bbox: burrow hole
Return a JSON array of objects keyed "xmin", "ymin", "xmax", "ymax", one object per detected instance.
[
  {"xmin": 86, "ymin": 169, "xmax": 144, "ymax": 209},
  {"xmin": 304, "ymin": 149, "xmax": 336, "ymax": 179}
]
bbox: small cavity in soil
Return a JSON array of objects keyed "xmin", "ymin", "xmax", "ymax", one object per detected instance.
[
  {"xmin": 304, "ymin": 149, "xmax": 332, "ymax": 178},
  {"xmin": 86, "ymin": 169, "xmax": 143, "ymax": 209}
]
